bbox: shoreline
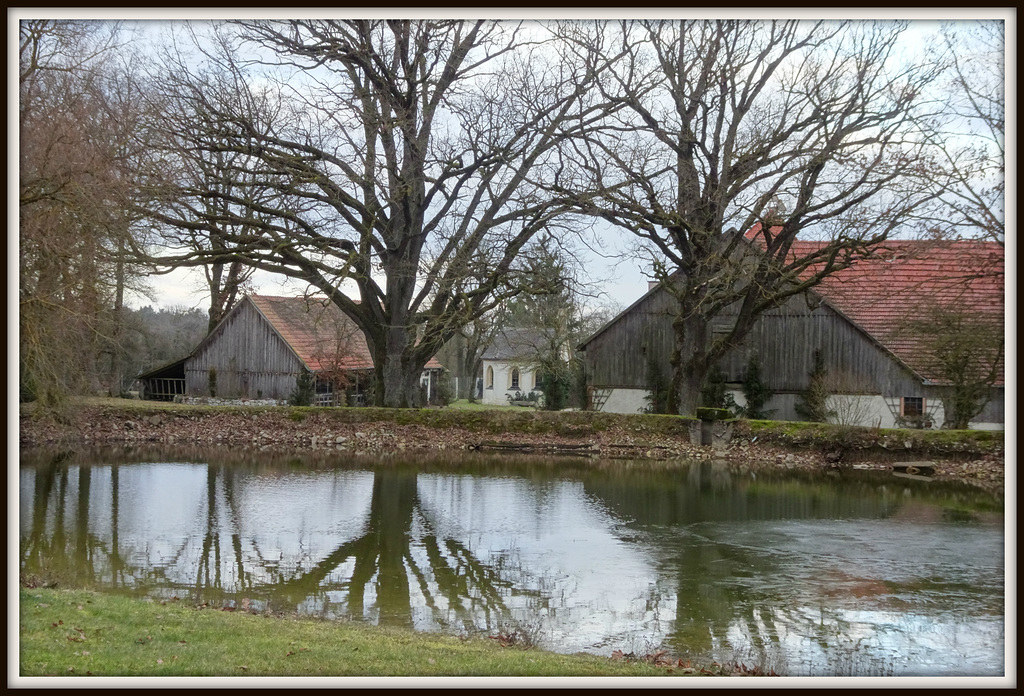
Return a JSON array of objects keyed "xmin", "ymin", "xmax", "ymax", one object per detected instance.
[{"xmin": 18, "ymin": 401, "xmax": 1005, "ymax": 496}]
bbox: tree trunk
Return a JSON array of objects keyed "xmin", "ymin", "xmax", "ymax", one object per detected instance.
[
  {"xmin": 467, "ymin": 355, "xmax": 483, "ymax": 400},
  {"xmin": 108, "ymin": 246, "xmax": 125, "ymax": 396},
  {"xmin": 374, "ymin": 326, "xmax": 427, "ymax": 408},
  {"xmin": 673, "ymin": 363, "xmax": 708, "ymax": 417},
  {"xmin": 668, "ymin": 305, "xmax": 711, "ymax": 416},
  {"xmin": 369, "ymin": 236, "xmax": 432, "ymax": 407},
  {"xmin": 378, "ymin": 352, "xmax": 409, "ymax": 408},
  {"xmin": 207, "ymin": 260, "xmax": 247, "ymax": 334}
]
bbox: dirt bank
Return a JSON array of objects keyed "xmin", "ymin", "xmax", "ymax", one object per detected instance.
[{"xmin": 18, "ymin": 401, "xmax": 1005, "ymax": 496}]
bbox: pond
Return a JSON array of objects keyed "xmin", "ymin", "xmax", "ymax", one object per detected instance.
[{"xmin": 19, "ymin": 446, "xmax": 1005, "ymax": 677}]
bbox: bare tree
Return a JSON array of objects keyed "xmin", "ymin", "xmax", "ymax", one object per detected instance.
[
  {"xmin": 919, "ymin": 21, "xmax": 1005, "ymax": 247},
  {"xmin": 499, "ymin": 232, "xmax": 596, "ymax": 409},
  {"xmin": 825, "ymin": 373, "xmax": 880, "ymax": 428},
  {"xmin": 19, "ymin": 20, "xmax": 152, "ymax": 408},
  {"xmin": 306, "ymin": 300, "xmax": 366, "ymax": 405},
  {"xmin": 556, "ymin": 20, "xmax": 944, "ymax": 415},
  {"xmin": 440, "ymin": 309, "xmax": 506, "ymax": 402},
  {"xmin": 146, "ymin": 143, "xmax": 262, "ymax": 333},
  {"xmin": 141, "ymin": 20, "xmax": 617, "ymax": 407},
  {"xmin": 438, "ymin": 227, "xmax": 601, "ymax": 402},
  {"xmin": 917, "ymin": 308, "xmax": 1003, "ymax": 430},
  {"xmin": 888, "ymin": 246, "xmax": 1005, "ymax": 430}
]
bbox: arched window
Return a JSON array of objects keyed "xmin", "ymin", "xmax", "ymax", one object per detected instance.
[
  {"xmin": 511, "ymin": 367, "xmax": 520, "ymax": 390},
  {"xmin": 485, "ymin": 366, "xmax": 494, "ymax": 389}
]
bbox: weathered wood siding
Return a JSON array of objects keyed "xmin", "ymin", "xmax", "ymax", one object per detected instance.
[
  {"xmin": 715, "ymin": 298, "xmax": 925, "ymax": 397},
  {"xmin": 581, "ymin": 289, "xmax": 678, "ymax": 389},
  {"xmin": 185, "ymin": 299, "xmax": 303, "ymax": 400}
]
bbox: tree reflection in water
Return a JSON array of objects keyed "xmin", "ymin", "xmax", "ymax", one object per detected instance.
[
  {"xmin": 579, "ymin": 460, "xmax": 1004, "ymax": 675},
  {"xmin": 19, "ymin": 448, "xmax": 1004, "ymax": 676},
  {"xmin": 20, "ymin": 452, "xmax": 544, "ymax": 637}
]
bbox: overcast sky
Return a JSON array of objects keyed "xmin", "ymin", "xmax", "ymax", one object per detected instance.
[{"xmin": 11, "ymin": 9, "xmax": 1014, "ymax": 317}]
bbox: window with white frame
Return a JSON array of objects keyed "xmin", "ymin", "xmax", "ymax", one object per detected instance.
[{"xmin": 902, "ymin": 396, "xmax": 924, "ymax": 418}]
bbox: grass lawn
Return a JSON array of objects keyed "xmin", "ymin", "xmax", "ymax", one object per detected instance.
[
  {"xmin": 17, "ymin": 588, "xmax": 682, "ymax": 680},
  {"xmin": 444, "ymin": 399, "xmax": 526, "ymax": 411}
]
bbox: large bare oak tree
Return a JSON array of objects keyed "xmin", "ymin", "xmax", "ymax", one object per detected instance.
[
  {"xmin": 556, "ymin": 19, "xmax": 946, "ymax": 414},
  {"xmin": 143, "ymin": 20, "xmax": 617, "ymax": 407}
]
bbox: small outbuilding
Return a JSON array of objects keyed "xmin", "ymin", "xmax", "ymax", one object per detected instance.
[
  {"xmin": 136, "ymin": 357, "xmax": 187, "ymax": 402},
  {"xmin": 181, "ymin": 294, "xmax": 444, "ymax": 405},
  {"xmin": 480, "ymin": 328, "xmax": 555, "ymax": 406}
]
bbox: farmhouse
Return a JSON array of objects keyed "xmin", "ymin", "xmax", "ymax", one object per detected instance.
[
  {"xmin": 166, "ymin": 295, "xmax": 443, "ymax": 405},
  {"xmin": 579, "ymin": 240, "xmax": 1004, "ymax": 430}
]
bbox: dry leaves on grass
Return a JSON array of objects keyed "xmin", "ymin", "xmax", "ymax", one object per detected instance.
[{"xmin": 610, "ymin": 649, "xmax": 778, "ymax": 676}]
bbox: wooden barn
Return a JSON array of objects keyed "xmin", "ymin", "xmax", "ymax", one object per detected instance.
[
  {"xmin": 580, "ymin": 240, "xmax": 1004, "ymax": 430},
  {"xmin": 183, "ymin": 295, "xmax": 444, "ymax": 405}
]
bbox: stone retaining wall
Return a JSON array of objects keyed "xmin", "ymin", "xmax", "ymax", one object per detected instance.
[{"xmin": 173, "ymin": 395, "xmax": 288, "ymax": 407}]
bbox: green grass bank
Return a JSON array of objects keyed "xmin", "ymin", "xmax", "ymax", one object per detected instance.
[
  {"xmin": 20, "ymin": 396, "xmax": 1004, "ymax": 460},
  {"xmin": 17, "ymin": 588, "xmax": 687, "ymax": 679}
]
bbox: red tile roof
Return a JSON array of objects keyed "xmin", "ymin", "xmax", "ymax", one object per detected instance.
[
  {"xmin": 248, "ymin": 295, "xmax": 443, "ymax": 373},
  {"xmin": 789, "ymin": 239, "xmax": 1005, "ymax": 386}
]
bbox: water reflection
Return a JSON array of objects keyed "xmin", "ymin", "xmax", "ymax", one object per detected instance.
[{"xmin": 19, "ymin": 447, "xmax": 1004, "ymax": 676}]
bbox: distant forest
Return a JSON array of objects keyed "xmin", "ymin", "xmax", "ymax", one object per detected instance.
[{"xmin": 121, "ymin": 305, "xmax": 208, "ymax": 390}]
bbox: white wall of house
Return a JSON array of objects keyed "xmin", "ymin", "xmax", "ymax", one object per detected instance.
[
  {"xmin": 818, "ymin": 395, "xmax": 1002, "ymax": 431},
  {"xmin": 480, "ymin": 360, "xmax": 541, "ymax": 406},
  {"xmin": 594, "ymin": 389, "xmax": 902, "ymax": 424},
  {"xmin": 592, "ymin": 387, "xmax": 651, "ymax": 414},
  {"xmin": 593, "ymin": 387, "xmax": 1003, "ymax": 431},
  {"xmin": 821, "ymin": 393, "xmax": 895, "ymax": 429}
]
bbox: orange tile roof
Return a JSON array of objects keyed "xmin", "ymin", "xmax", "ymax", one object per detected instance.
[
  {"xmin": 248, "ymin": 295, "xmax": 443, "ymax": 372},
  {"xmin": 787, "ymin": 239, "xmax": 1005, "ymax": 386}
]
